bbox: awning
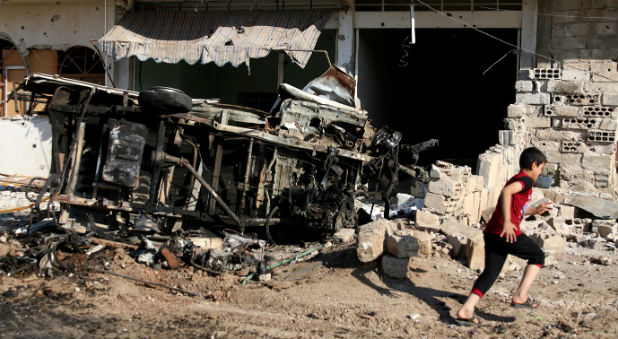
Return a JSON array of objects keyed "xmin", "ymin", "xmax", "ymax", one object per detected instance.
[{"xmin": 97, "ymin": 9, "xmax": 333, "ymax": 68}]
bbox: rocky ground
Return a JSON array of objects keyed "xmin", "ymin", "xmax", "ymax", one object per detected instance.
[{"xmin": 1, "ymin": 188, "xmax": 618, "ymax": 339}]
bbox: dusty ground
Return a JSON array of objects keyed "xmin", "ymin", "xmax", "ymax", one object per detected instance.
[{"xmin": 1, "ymin": 232, "xmax": 617, "ymax": 339}]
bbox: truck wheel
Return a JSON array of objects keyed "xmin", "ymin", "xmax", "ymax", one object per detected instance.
[{"xmin": 139, "ymin": 86, "xmax": 192, "ymax": 113}]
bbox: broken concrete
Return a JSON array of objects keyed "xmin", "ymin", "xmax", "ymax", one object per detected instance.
[{"xmin": 380, "ymin": 254, "xmax": 410, "ymax": 279}]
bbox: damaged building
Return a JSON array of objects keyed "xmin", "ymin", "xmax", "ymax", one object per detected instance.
[{"xmin": 1, "ymin": 1, "xmax": 618, "ymax": 239}]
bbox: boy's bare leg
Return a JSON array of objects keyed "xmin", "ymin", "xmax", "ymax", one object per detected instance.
[
  {"xmin": 512, "ymin": 264, "xmax": 540, "ymax": 305},
  {"xmin": 456, "ymin": 294, "xmax": 480, "ymax": 321}
]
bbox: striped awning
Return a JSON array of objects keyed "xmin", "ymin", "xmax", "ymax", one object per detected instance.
[{"xmin": 97, "ymin": 9, "xmax": 333, "ymax": 68}]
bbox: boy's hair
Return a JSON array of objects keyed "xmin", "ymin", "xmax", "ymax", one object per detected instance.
[{"xmin": 519, "ymin": 147, "xmax": 547, "ymax": 169}]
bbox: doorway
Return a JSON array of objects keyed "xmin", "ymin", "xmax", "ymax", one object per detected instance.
[{"xmin": 358, "ymin": 29, "xmax": 518, "ymax": 168}]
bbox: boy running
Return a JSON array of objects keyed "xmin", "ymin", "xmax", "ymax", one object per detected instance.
[{"xmin": 455, "ymin": 147, "xmax": 553, "ymax": 325}]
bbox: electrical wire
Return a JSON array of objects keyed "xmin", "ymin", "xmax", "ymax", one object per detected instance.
[
  {"xmin": 415, "ymin": 0, "xmax": 617, "ymax": 82},
  {"xmin": 398, "ymin": 35, "xmax": 411, "ymax": 67}
]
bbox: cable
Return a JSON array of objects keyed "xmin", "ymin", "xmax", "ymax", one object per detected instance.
[
  {"xmin": 398, "ymin": 35, "xmax": 411, "ymax": 67},
  {"xmin": 482, "ymin": 49, "xmax": 516, "ymax": 75},
  {"xmin": 415, "ymin": 0, "xmax": 616, "ymax": 82}
]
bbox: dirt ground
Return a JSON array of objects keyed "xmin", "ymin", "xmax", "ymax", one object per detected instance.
[{"xmin": 1, "ymin": 231, "xmax": 617, "ymax": 339}]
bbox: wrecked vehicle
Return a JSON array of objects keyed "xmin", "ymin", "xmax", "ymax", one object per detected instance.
[{"xmin": 21, "ymin": 67, "xmax": 435, "ymax": 237}]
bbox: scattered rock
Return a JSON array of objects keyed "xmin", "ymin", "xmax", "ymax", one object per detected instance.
[{"xmin": 333, "ymin": 228, "xmax": 355, "ymax": 243}]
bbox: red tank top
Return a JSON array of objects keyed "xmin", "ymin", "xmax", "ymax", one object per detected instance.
[{"xmin": 484, "ymin": 171, "xmax": 533, "ymax": 236}]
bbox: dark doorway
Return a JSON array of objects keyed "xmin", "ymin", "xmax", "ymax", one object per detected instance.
[{"xmin": 358, "ymin": 29, "xmax": 518, "ymax": 168}]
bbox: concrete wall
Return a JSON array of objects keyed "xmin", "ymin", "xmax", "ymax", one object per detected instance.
[
  {"xmin": 479, "ymin": 0, "xmax": 618, "ymax": 207},
  {"xmin": 0, "ymin": 0, "xmax": 112, "ymax": 54}
]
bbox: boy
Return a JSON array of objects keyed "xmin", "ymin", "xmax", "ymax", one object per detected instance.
[{"xmin": 455, "ymin": 147, "xmax": 553, "ymax": 325}]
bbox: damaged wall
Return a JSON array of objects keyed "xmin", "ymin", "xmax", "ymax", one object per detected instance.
[
  {"xmin": 0, "ymin": 0, "xmax": 113, "ymax": 55},
  {"xmin": 478, "ymin": 0, "xmax": 618, "ymax": 207}
]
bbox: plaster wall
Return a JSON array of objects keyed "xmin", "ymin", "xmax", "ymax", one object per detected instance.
[{"xmin": 0, "ymin": 0, "xmax": 112, "ymax": 54}]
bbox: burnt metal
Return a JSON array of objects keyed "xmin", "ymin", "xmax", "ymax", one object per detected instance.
[{"xmin": 23, "ymin": 70, "xmax": 435, "ymax": 237}]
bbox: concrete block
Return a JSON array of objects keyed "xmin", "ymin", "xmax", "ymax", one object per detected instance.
[
  {"xmin": 582, "ymin": 155, "xmax": 612, "ymax": 172},
  {"xmin": 544, "ymin": 105, "xmax": 580, "ymax": 117},
  {"xmin": 465, "ymin": 237, "xmax": 485, "ymax": 270},
  {"xmin": 526, "ymin": 116, "xmax": 552, "ymax": 128},
  {"xmin": 530, "ymin": 232, "xmax": 566, "ymax": 253},
  {"xmin": 381, "ymin": 254, "xmax": 410, "ymax": 279},
  {"xmin": 558, "ymin": 205, "xmax": 576, "ymax": 218},
  {"xmin": 516, "ymin": 93, "xmax": 551, "ymax": 105},
  {"xmin": 591, "ymin": 61, "xmax": 618, "ymax": 82},
  {"xmin": 333, "ymin": 228, "xmax": 356, "ymax": 243},
  {"xmin": 409, "ymin": 230, "xmax": 432, "ymax": 256},
  {"xmin": 546, "ymin": 80, "xmax": 585, "ymax": 94},
  {"xmin": 415, "ymin": 209, "xmax": 441, "ymax": 232},
  {"xmin": 536, "ymin": 129, "xmax": 583, "ymax": 141},
  {"xmin": 424, "ymin": 192, "xmax": 447, "ymax": 215},
  {"xmin": 602, "ymin": 94, "xmax": 618, "ymax": 106},
  {"xmin": 385, "ymin": 232, "xmax": 420, "ymax": 258},
  {"xmin": 584, "ymin": 82, "xmax": 618, "ymax": 96},
  {"xmin": 561, "ymin": 69, "xmax": 589, "ymax": 81},
  {"xmin": 515, "ymin": 80, "xmax": 534, "ymax": 93},
  {"xmin": 357, "ymin": 219, "xmax": 391, "ymax": 263},
  {"xmin": 440, "ymin": 220, "xmax": 482, "ymax": 240},
  {"xmin": 507, "ymin": 104, "xmax": 529, "ymax": 118},
  {"xmin": 428, "ymin": 178, "xmax": 455, "ymax": 197},
  {"xmin": 599, "ymin": 118, "xmax": 617, "ymax": 131}
]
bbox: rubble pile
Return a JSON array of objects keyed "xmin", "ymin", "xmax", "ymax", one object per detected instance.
[{"xmin": 355, "ymin": 189, "xmax": 618, "ymax": 277}]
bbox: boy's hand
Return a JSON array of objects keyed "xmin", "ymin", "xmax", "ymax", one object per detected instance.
[
  {"xmin": 500, "ymin": 221, "xmax": 517, "ymax": 243},
  {"xmin": 535, "ymin": 201, "xmax": 553, "ymax": 215}
]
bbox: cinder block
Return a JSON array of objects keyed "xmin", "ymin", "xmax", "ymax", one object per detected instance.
[
  {"xmin": 587, "ymin": 130, "xmax": 616, "ymax": 143},
  {"xmin": 591, "ymin": 61, "xmax": 618, "ymax": 82},
  {"xmin": 602, "ymin": 94, "xmax": 618, "ymax": 106},
  {"xmin": 544, "ymin": 105, "xmax": 580, "ymax": 117},
  {"xmin": 560, "ymin": 117, "xmax": 600, "ymax": 129},
  {"xmin": 584, "ymin": 82, "xmax": 618, "ymax": 96},
  {"xmin": 561, "ymin": 69, "xmax": 589, "ymax": 81},
  {"xmin": 559, "ymin": 140, "xmax": 583, "ymax": 153},
  {"xmin": 583, "ymin": 106, "xmax": 616, "ymax": 118},
  {"xmin": 599, "ymin": 118, "xmax": 617, "ymax": 131},
  {"xmin": 582, "ymin": 155, "xmax": 612, "ymax": 172},
  {"xmin": 553, "ymin": 94, "xmax": 600, "ymax": 106},
  {"xmin": 532, "ymin": 68, "xmax": 561, "ymax": 79},
  {"xmin": 465, "ymin": 237, "xmax": 485, "ymax": 270},
  {"xmin": 526, "ymin": 116, "xmax": 552, "ymax": 128},
  {"xmin": 516, "ymin": 93, "xmax": 551, "ymax": 105},
  {"xmin": 507, "ymin": 104, "xmax": 530, "ymax": 118},
  {"xmin": 415, "ymin": 209, "xmax": 441, "ymax": 232},
  {"xmin": 428, "ymin": 178, "xmax": 455, "ymax": 197},
  {"xmin": 381, "ymin": 254, "xmax": 410, "ymax": 279},
  {"xmin": 385, "ymin": 232, "xmax": 420, "ymax": 258},
  {"xmin": 423, "ymin": 193, "xmax": 447, "ymax": 215},
  {"xmin": 546, "ymin": 80, "xmax": 584, "ymax": 94},
  {"xmin": 530, "ymin": 232, "xmax": 566, "ymax": 254},
  {"xmin": 515, "ymin": 80, "xmax": 534, "ymax": 93}
]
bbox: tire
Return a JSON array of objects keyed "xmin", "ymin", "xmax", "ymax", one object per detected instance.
[{"xmin": 139, "ymin": 86, "xmax": 192, "ymax": 113}]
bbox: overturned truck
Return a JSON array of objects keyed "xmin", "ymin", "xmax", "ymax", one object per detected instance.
[{"xmin": 23, "ymin": 68, "xmax": 434, "ymax": 236}]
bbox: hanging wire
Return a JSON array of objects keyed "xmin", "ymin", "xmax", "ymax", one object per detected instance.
[
  {"xmin": 482, "ymin": 49, "xmax": 517, "ymax": 75},
  {"xmin": 415, "ymin": 0, "xmax": 616, "ymax": 82},
  {"xmin": 398, "ymin": 35, "xmax": 411, "ymax": 67}
]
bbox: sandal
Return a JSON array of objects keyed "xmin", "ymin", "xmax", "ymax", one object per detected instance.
[
  {"xmin": 511, "ymin": 298, "xmax": 539, "ymax": 309},
  {"xmin": 454, "ymin": 315, "xmax": 481, "ymax": 326}
]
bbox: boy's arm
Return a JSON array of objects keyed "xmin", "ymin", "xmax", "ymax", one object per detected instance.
[
  {"xmin": 500, "ymin": 181, "xmax": 524, "ymax": 243},
  {"xmin": 525, "ymin": 201, "xmax": 553, "ymax": 215}
]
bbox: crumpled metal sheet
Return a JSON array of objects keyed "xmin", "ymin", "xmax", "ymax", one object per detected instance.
[{"xmin": 565, "ymin": 195, "xmax": 618, "ymax": 219}]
